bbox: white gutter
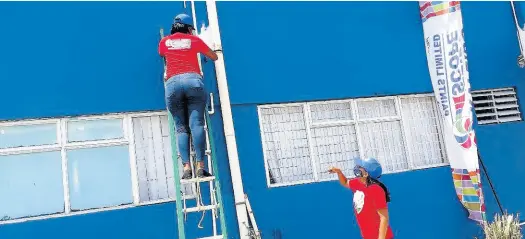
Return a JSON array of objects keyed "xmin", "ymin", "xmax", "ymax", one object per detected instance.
[{"xmin": 204, "ymin": 1, "xmax": 251, "ymax": 238}]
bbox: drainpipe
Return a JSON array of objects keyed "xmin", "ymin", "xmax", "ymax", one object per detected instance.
[{"xmin": 205, "ymin": 1, "xmax": 251, "ymax": 238}]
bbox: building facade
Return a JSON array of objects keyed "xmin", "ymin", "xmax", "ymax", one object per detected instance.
[{"xmin": 0, "ymin": 1, "xmax": 524, "ymax": 239}]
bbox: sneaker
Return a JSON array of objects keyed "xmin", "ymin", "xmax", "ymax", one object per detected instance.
[
  {"xmin": 182, "ymin": 168, "xmax": 193, "ymax": 179},
  {"xmin": 196, "ymin": 168, "xmax": 213, "ymax": 178}
]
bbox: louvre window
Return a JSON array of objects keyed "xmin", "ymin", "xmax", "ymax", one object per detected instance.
[{"xmin": 472, "ymin": 87, "xmax": 522, "ymax": 125}]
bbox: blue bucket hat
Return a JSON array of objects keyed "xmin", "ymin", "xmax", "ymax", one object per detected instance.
[
  {"xmin": 174, "ymin": 13, "xmax": 193, "ymax": 27},
  {"xmin": 354, "ymin": 157, "xmax": 383, "ymax": 179}
]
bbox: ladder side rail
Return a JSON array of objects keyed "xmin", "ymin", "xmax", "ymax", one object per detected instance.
[
  {"xmin": 206, "ymin": 112, "xmax": 229, "ymax": 239},
  {"xmin": 245, "ymin": 195, "xmax": 261, "ymax": 238},
  {"xmin": 204, "ymin": 119, "xmax": 219, "ymax": 237},
  {"xmin": 160, "ymin": 28, "xmax": 187, "ymax": 239}
]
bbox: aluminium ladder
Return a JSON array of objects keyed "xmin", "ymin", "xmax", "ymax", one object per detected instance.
[
  {"xmin": 244, "ymin": 194, "xmax": 262, "ymax": 239},
  {"xmin": 160, "ymin": 28, "xmax": 228, "ymax": 239}
]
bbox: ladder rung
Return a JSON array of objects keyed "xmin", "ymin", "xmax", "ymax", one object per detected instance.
[
  {"xmin": 196, "ymin": 236, "xmax": 223, "ymax": 239},
  {"xmin": 180, "ymin": 176, "xmax": 216, "ymax": 184},
  {"xmin": 184, "ymin": 204, "xmax": 219, "ymax": 213}
]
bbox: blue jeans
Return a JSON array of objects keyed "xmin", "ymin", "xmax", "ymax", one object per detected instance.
[{"xmin": 165, "ymin": 73, "xmax": 207, "ymax": 165}]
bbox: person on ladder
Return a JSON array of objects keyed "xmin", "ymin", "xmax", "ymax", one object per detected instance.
[
  {"xmin": 158, "ymin": 13, "xmax": 218, "ymax": 179},
  {"xmin": 329, "ymin": 158, "xmax": 394, "ymax": 239}
]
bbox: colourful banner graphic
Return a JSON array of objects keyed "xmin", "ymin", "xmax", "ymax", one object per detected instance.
[{"xmin": 419, "ymin": 1, "xmax": 486, "ymax": 223}]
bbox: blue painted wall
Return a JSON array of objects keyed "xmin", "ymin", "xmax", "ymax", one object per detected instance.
[
  {"xmin": 0, "ymin": 1, "xmax": 524, "ymax": 239},
  {"xmin": 0, "ymin": 1, "xmax": 171, "ymax": 120},
  {"xmin": 216, "ymin": 1, "xmax": 525, "ymax": 239}
]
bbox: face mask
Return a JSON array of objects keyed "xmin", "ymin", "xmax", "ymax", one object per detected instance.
[{"xmin": 353, "ymin": 166, "xmax": 363, "ymax": 178}]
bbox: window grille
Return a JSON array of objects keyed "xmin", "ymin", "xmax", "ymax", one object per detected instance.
[{"xmin": 258, "ymin": 95, "xmax": 448, "ymax": 187}]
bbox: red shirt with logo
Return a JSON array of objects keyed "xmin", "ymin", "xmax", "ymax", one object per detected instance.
[
  {"xmin": 348, "ymin": 178, "xmax": 394, "ymax": 239},
  {"xmin": 158, "ymin": 33, "xmax": 210, "ymax": 79}
]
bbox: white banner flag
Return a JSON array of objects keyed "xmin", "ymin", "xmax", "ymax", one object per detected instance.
[{"xmin": 420, "ymin": 1, "xmax": 486, "ymax": 222}]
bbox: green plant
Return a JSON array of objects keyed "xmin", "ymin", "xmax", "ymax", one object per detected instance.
[{"xmin": 479, "ymin": 213, "xmax": 523, "ymax": 239}]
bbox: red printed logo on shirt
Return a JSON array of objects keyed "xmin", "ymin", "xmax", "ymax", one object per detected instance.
[
  {"xmin": 165, "ymin": 39, "xmax": 191, "ymax": 50},
  {"xmin": 353, "ymin": 190, "xmax": 365, "ymax": 214}
]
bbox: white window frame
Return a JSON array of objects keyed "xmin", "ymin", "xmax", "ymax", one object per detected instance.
[
  {"xmin": 398, "ymin": 94, "xmax": 449, "ymax": 171},
  {"xmin": 0, "ymin": 110, "xmax": 188, "ymax": 225},
  {"xmin": 258, "ymin": 93, "xmax": 450, "ymax": 188},
  {"xmin": 128, "ymin": 111, "xmax": 197, "ymax": 203}
]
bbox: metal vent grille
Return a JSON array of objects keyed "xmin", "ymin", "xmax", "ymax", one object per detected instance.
[{"xmin": 472, "ymin": 87, "xmax": 522, "ymax": 125}]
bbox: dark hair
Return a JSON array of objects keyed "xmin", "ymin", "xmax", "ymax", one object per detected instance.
[
  {"xmin": 171, "ymin": 22, "xmax": 193, "ymax": 34},
  {"xmin": 367, "ymin": 177, "xmax": 391, "ymax": 203}
]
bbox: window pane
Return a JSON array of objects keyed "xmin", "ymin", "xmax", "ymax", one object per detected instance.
[
  {"xmin": 359, "ymin": 121, "xmax": 408, "ymax": 172},
  {"xmin": 67, "ymin": 146, "xmax": 132, "ymax": 211},
  {"xmin": 309, "ymin": 101, "xmax": 353, "ymax": 123},
  {"xmin": 400, "ymin": 97, "xmax": 447, "ymax": 167},
  {"xmin": 259, "ymin": 106, "xmax": 314, "ymax": 185},
  {"xmin": 0, "ymin": 123, "xmax": 57, "ymax": 149},
  {"xmin": 0, "ymin": 151, "xmax": 64, "ymax": 220},
  {"xmin": 67, "ymin": 119, "xmax": 124, "ymax": 142},
  {"xmin": 357, "ymin": 99, "xmax": 398, "ymax": 120},
  {"xmin": 132, "ymin": 115, "xmax": 194, "ymax": 202},
  {"xmin": 311, "ymin": 125, "xmax": 359, "ymax": 180}
]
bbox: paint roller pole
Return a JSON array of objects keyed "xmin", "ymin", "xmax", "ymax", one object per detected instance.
[{"xmin": 205, "ymin": 1, "xmax": 251, "ymax": 238}]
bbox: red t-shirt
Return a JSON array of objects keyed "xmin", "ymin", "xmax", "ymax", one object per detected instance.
[
  {"xmin": 158, "ymin": 33, "xmax": 210, "ymax": 79},
  {"xmin": 348, "ymin": 178, "xmax": 394, "ymax": 239}
]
